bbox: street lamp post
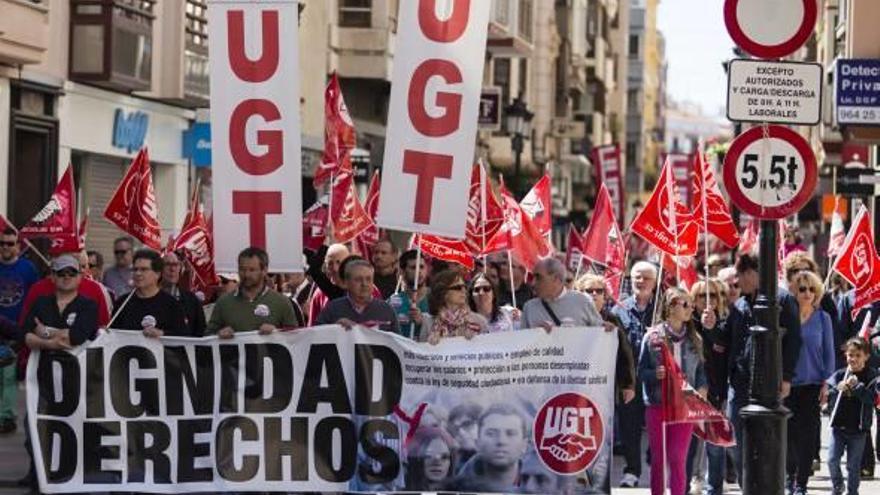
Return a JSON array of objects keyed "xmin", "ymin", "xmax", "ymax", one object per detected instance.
[{"xmin": 505, "ymin": 95, "xmax": 534, "ymax": 198}]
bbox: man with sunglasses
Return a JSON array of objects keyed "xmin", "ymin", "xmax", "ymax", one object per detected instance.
[
  {"xmin": 102, "ymin": 236, "xmax": 134, "ymax": 297},
  {"xmin": 0, "ymin": 227, "xmax": 37, "ymax": 434},
  {"xmin": 86, "ymin": 250, "xmax": 104, "ymax": 282},
  {"xmin": 18, "ymin": 254, "xmax": 99, "ymax": 488}
]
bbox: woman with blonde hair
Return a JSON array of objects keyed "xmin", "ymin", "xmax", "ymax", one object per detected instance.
[
  {"xmin": 785, "ymin": 269, "xmax": 836, "ymax": 495},
  {"xmin": 638, "ymin": 287, "xmax": 707, "ymax": 495},
  {"xmin": 686, "ymin": 278, "xmax": 729, "ymax": 495}
]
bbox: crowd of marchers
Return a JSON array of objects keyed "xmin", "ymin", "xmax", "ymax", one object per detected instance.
[{"xmin": 0, "ymin": 229, "xmax": 878, "ymax": 495}]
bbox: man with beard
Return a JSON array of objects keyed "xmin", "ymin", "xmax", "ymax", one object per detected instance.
[
  {"xmin": 112, "ymin": 249, "xmax": 188, "ymax": 337},
  {"xmin": 611, "ymin": 260, "xmax": 659, "ymax": 488},
  {"xmin": 452, "ymin": 404, "xmax": 529, "ymax": 492},
  {"xmin": 209, "ymin": 247, "xmax": 298, "ymax": 336},
  {"xmin": 161, "ymin": 251, "xmax": 206, "ymax": 337},
  {"xmin": 0, "ymin": 228, "xmax": 37, "ymax": 434}
]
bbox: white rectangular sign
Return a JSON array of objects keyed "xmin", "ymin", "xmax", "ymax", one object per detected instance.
[
  {"xmin": 727, "ymin": 59, "xmax": 822, "ymax": 125},
  {"xmin": 208, "ymin": 0, "xmax": 303, "ymax": 272},
  {"xmin": 376, "ymin": 0, "xmax": 491, "ymax": 238}
]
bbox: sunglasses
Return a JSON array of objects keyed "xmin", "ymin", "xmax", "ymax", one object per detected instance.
[
  {"xmin": 798, "ymin": 286, "xmax": 816, "ymax": 294},
  {"xmin": 583, "ymin": 288, "xmax": 605, "ymax": 295},
  {"xmin": 54, "ymin": 269, "xmax": 79, "ymax": 278},
  {"xmin": 472, "ymin": 286, "xmax": 492, "ymax": 294},
  {"xmin": 114, "ymin": 249, "xmax": 130, "ymax": 255},
  {"xmin": 88, "ymin": 263, "xmax": 99, "ymax": 268},
  {"xmin": 0, "ymin": 241, "xmax": 16, "ymax": 247},
  {"xmin": 447, "ymin": 284, "xmax": 466, "ymax": 292},
  {"xmin": 671, "ymin": 300, "xmax": 692, "ymax": 309},
  {"xmin": 730, "ymin": 283, "xmax": 739, "ymax": 289}
]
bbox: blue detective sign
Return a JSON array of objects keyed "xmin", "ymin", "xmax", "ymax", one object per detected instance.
[{"xmin": 836, "ymin": 59, "xmax": 880, "ymax": 126}]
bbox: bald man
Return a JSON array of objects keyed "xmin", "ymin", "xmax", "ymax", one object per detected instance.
[{"xmin": 306, "ymin": 244, "xmax": 350, "ymax": 326}]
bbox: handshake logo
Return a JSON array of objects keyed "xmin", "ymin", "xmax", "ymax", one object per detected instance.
[{"xmin": 533, "ymin": 392, "xmax": 604, "ymax": 475}]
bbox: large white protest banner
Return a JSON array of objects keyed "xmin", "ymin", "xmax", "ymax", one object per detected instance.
[
  {"xmin": 28, "ymin": 327, "xmax": 616, "ymax": 494},
  {"xmin": 208, "ymin": 0, "xmax": 302, "ymax": 272},
  {"xmin": 376, "ymin": 0, "xmax": 491, "ymax": 238}
]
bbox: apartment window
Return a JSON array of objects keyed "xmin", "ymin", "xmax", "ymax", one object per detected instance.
[
  {"xmin": 493, "ymin": 0, "xmax": 510, "ymax": 27},
  {"xmin": 518, "ymin": 0, "xmax": 533, "ymax": 43},
  {"xmin": 339, "ymin": 0, "xmax": 372, "ymax": 28},
  {"xmin": 185, "ymin": 0, "xmax": 209, "ymax": 101},
  {"xmin": 519, "ymin": 59, "xmax": 528, "ymax": 98},
  {"xmin": 70, "ymin": 0, "xmax": 155, "ymax": 92},
  {"xmin": 627, "ymin": 89, "xmax": 639, "ymax": 113},
  {"xmin": 494, "ymin": 58, "xmax": 511, "ymax": 107},
  {"xmin": 629, "ymin": 34, "xmax": 639, "ymax": 58}
]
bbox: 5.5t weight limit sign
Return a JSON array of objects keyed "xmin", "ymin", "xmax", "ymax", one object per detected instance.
[{"xmin": 722, "ymin": 125, "xmax": 817, "ymax": 220}]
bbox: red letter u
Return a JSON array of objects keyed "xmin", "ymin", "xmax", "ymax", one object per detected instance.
[
  {"xmin": 418, "ymin": 0, "xmax": 470, "ymax": 42},
  {"xmin": 227, "ymin": 10, "xmax": 280, "ymax": 82}
]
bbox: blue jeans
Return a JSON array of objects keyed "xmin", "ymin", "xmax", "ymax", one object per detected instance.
[
  {"xmin": 727, "ymin": 387, "xmax": 746, "ymax": 488},
  {"xmin": 828, "ymin": 429, "xmax": 866, "ymax": 495},
  {"xmin": 705, "ymin": 443, "xmax": 726, "ymax": 494}
]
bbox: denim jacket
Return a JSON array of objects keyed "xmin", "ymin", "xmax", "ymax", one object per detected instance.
[
  {"xmin": 826, "ymin": 366, "xmax": 879, "ymax": 432},
  {"xmin": 638, "ymin": 324, "xmax": 707, "ymax": 406}
]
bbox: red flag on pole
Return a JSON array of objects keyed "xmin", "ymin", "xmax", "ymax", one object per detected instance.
[
  {"xmin": 355, "ymin": 171, "xmax": 382, "ymax": 256},
  {"xmin": 172, "ymin": 193, "xmax": 217, "ymax": 290},
  {"xmin": 415, "ymin": 235, "xmax": 475, "ymax": 270},
  {"xmin": 565, "ymin": 225, "xmax": 584, "ymax": 273},
  {"xmin": 314, "ymin": 72, "xmax": 356, "ymax": 187},
  {"xmin": 103, "ymin": 148, "xmax": 162, "ymax": 249},
  {"xmin": 582, "ymin": 184, "xmax": 625, "ymax": 267},
  {"xmin": 49, "ymin": 210, "xmax": 89, "ymax": 256},
  {"xmin": 832, "ymin": 205, "xmax": 880, "ymax": 317},
  {"xmin": 20, "ymin": 165, "xmax": 77, "ymax": 240},
  {"xmin": 302, "ymin": 199, "xmax": 329, "ymax": 252},
  {"xmin": 631, "ymin": 158, "xmax": 699, "ymax": 257},
  {"xmin": 659, "ymin": 340, "xmax": 735, "ymax": 447},
  {"xmin": 520, "ymin": 173, "xmax": 552, "ymax": 235},
  {"xmin": 329, "ymin": 171, "xmax": 373, "ymax": 244},
  {"xmin": 465, "ymin": 163, "xmax": 505, "ymax": 256},
  {"xmin": 483, "ymin": 180, "xmax": 552, "ymax": 270},
  {"xmin": 693, "ymin": 152, "xmax": 740, "ymax": 248}
]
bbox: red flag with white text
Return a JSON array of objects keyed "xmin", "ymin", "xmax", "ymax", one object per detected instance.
[
  {"xmin": 49, "ymin": 210, "xmax": 89, "ymax": 256},
  {"xmin": 520, "ymin": 173, "xmax": 552, "ymax": 235},
  {"xmin": 565, "ymin": 225, "xmax": 584, "ymax": 273},
  {"xmin": 302, "ymin": 199, "xmax": 329, "ymax": 252},
  {"xmin": 483, "ymin": 180, "xmax": 552, "ymax": 270},
  {"xmin": 466, "ymin": 163, "xmax": 505, "ymax": 256},
  {"xmin": 314, "ymin": 72, "xmax": 356, "ymax": 187},
  {"xmin": 103, "ymin": 149, "xmax": 162, "ymax": 249},
  {"xmin": 832, "ymin": 205, "xmax": 880, "ymax": 316},
  {"xmin": 631, "ymin": 158, "xmax": 699, "ymax": 257},
  {"xmin": 693, "ymin": 152, "xmax": 740, "ymax": 248},
  {"xmin": 583, "ymin": 184, "xmax": 626, "ymax": 268},
  {"xmin": 416, "ymin": 235, "xmax": 475, "ymax": 270},
  {"xmin": 172, "ymin": 199, "xmax": 217, "ymax": 289},
  {"xmin": 330, "ymin": 171, "xmax": 373, "ymax": 244},
  {"xmin": 660, "ymin": 340, "xmax": 735, "ymax": 447},
  {"xmin": 355, "ymin": 171, "xmax": 382, "ymax": 256},
  {"xmin": 20, "ymin": 165, "xmax": 77, "ymax": 240}
]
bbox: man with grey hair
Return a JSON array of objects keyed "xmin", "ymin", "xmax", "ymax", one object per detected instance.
[
  {"xmin": 612, "ymin": 259, "xmax": 659, "ymax": 488},
  {"xmin": 521, "ymin": 258, "xmax": 603, "ymax": 329},
  {"xmin": 316, "ymin": 256, "xmax": 399, "ymax": 334}
]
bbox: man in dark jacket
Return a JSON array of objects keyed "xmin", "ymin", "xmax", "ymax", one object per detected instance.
[
  {"xmin": 161, "ymin": 251, "xmax": 206, "ymax": 337},
  {"xmin": 723, "ymin": 254, "xmax": 802, "ymax": 486}
]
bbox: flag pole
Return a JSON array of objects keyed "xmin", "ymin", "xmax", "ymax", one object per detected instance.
[
  {"xmin": 828, "ymin": 367, "xmax": 851, "ymax": 429},
  {"xmin": 5, "ymin": 219, "xmax": 51, "ymax": 267},
  {"xmin": 701, "ymin": 150, "xmax": 711, "ymax": 310},
  {"xmin": 651, "ymin": 261, "xmax": 665, "ymax": 327},
  {"xmin": 327, "ymin": 174, "xmax": 335, "ymax": 245},
  {"xmin": 507, "ymin": 250, "xmax": 517, "ymax": 310},
  {"xmin": 411, "ymin": 240, "xmax": 422, "ymax": 338},
  {"xmin": 662, "ymin": 418, "xmax": 669, "ymax": 495},
  {"xmin": 573, "ymin": 253, "xmax": 584, "ymax": 283},
  {"xmin": 105, "ymin": 290, "xmax": 136, "ymax": 330},
  {"xmin": 618, "ymin": 249, "xmax": 630, "ymax": 302},
  {"xmin": 479, "ymin": 160, "xmax": 488, "ymax": 274}
]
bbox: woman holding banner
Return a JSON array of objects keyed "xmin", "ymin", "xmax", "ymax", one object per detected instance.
[
  {"xmin": 423, "ymin": 270, "xmax": 486, "ymax": 344},
  {"xmin": 638, "ymin": 287, "xmax": 707, "ymax": 495}
]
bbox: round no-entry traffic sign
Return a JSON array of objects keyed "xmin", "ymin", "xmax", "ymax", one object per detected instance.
[
  {"xmin": 723, "ymin": 125, "xmax": 817, "ymax": 220},
  {"xmin": 724, "ymin": 0, "xmax": 817, "ymax": 59}
]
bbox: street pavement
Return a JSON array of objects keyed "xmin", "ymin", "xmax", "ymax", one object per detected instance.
[{"xmin": 3, "ymin": 379, "xmax": 880, "ymax": 494}]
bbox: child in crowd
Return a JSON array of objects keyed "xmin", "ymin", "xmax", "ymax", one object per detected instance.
[{"xmin": 827, "ymin": 337, "xmax": 880, "ymax": 495}]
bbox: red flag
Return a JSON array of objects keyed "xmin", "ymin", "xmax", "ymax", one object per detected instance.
[
  {"xmin": 465, "ymin": 163, "xmax": 505, "ymax": 256},
  {"xmin": 739, "ymin": 218, "xmax": 759, "ymax": 255},
  {"xmin": 659, "ymin": 340, "xmax": 734, "ymax": 447},
  {"xmin": 103, "ymin": 148, "xmax": 162, "ymax": 249},
  {"xmin": 483, "ymin": 180, "xmax": 552, "ymax": 270},
  {"xmin": 832, "ymin": 205, "xmax": 880, "ymax": 316},
  {"xmin": 583, "ymin": 184, "xmax": 626, "ymax": 269},
  {"xmin": 662, "ymin": 254, "xmax": 699, "ymax": 290},
  {"xmin": 314, "ymin": 72, "xmax": 356, "ymax": 187},
  {"xmin": 302, "ymin": 199, "xmax": 329, "ymax": 252},
  {"xmin": 172, "ymin": 199, "xmax": 217, "ymax": 290},
  {"xmin": 49, "ymin": 210, "xmax": 89, "ymax": 256},
  {"xmin": 20, "ymin": 165, "xmax": 77, "ymax": 239},
  {"xmin": 415, "ymin": 235, "xmax": 475, "ymax": 270},
  {"xmin": 565, "ymin": 225, "xmax": 584, "ymax": 273},
  {"xmin": 520, "ymin": 173, "xmax": 552, "ymax": 235},
  {"xmin": 828, "ymin": 206, "xmax": 846, "ymax": 258},
  {"xmin": 355, "ymin": 171, "xmax": 382, "ymax": 256},
  {"xmin": 631, "ymin": 158, "xmax": 699, "ymax": 257},
  {"xmin": 693, "ymin": 152, "xmax": 740, "ymax": 248},
  {"xmin": 329, "ymin": 171, "xmax": 373, "ymax": 244}
]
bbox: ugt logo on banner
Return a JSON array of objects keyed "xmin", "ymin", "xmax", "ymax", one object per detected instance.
[
  {"xmin": 534, "ymin": 392, "xmax": 605, "ymax": 475},
  {"xmin": 208, "ymin": 1, "xmax": 303, "ymax": 272},
  {"xmin": 377, "ymin": 0, "xmax": 491, "ymax": 238}
]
